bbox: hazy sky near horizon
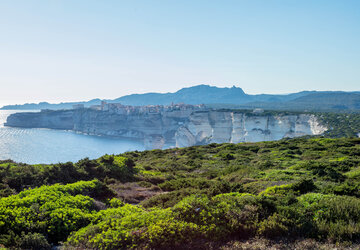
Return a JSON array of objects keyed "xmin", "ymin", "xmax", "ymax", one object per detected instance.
[{"xmin": 0, "ymin": 0, "xmax": 359, "ymax": 106}]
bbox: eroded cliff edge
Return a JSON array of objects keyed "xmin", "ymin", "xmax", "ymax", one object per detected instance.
[
  {"xmin": 175, "ymin": 111, "xmax": 326, "ymax": 147},
  {"xmin": 5, "ymin": 109, "xmax": 327, "ymax": 149}
]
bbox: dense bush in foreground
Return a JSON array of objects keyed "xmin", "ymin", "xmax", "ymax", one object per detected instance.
[
  {"xmin": 0, "ymin": 180, "xmax": 113, "ymax": 247},
  {"xmin": 0, "ymin": 155, "xmax": 135, "ymax": 195},
  {"xmin": 0, "ymin": 137, "xmax": 360, "ymax": 248},
  {"xmin": 63, "ymin": 192, "xmax": 360, "ymax": 248}
]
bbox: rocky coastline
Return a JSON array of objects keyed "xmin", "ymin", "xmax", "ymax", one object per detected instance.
[{"xmin": 5, "ymin": 108, "xmax": 327, "ymax": 149}]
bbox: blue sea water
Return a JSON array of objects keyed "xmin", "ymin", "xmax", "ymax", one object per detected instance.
[{"xmin": 0, "ymin": 110, "xmax": 145, "ymax": 164}]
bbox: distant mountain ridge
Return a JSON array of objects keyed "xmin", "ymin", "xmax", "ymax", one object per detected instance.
[{"xmin": 1, "ymin": 85, "xmax": 359, "ymax": 112}]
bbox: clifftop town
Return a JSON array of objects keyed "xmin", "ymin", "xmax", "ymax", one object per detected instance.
[{"xmin": 72, "ymin": 102, "xmax": 206, "ymax": 115}]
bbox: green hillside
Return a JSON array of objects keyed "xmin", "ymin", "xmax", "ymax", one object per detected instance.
[{"xmin": 1, "ymin": 138, "xmax": 360, "ymax": 249}]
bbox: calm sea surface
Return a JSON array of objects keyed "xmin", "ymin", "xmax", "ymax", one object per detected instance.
[{"xmin": 0, "ymin": 110, "xmax": 144, "ymax": 164}]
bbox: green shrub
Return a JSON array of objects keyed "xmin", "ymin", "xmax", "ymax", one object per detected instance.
[
  {"xmin": 258, "ymin": 213, "xmax": 290, "ymax": 238},
  {"xmin": 322, "ymin": 180, "xmax": 360, "ymax": 197},
  {"xmin": 172, "ymin": 195, "xmax": 215, "ymax": 226},
  {"xmin": 139, "ymin": 219, "xmax": 206, "ymax": 248},
  {"xmin": 291, "ymin": 178, "xmax": 317, "ymax": 194},
  {"xmin": 0, "ymin": 180, "xmax": 102, "ymax": 246},
  {"xmin": 260, "ymin": 184, "xmax": 293, "ymax": 196},
  {"xmin": 2, "ymin": 137, "xmax": 360, "ymax": 247},
  {"xmin": 159, "ymin": 178, "xmax": 213, "ymax": 191},
  {"xmin": 298, "ymin": 193, "xmax": 360, "ymax": 241},
  {"xmin": 141, "ymin": 188, "xmax": 202, "ymax": 208},
  {"xmin": 173, "ymin": 194, "xmax": 263, "ymax": 239},
  {"xmin": 260, "ymin": 179, "xmax": 316, "ymax": 197},
  {"xmin": 65, "ymin": 206, "xmax": 171, "ymax": 249},
  {"xmin": 107, "ymin": 197, "xmax": 125, "ymax": 208},
  {"xmin": 18, "ymin": 232, "xmax": 51, "ymax": 250}
]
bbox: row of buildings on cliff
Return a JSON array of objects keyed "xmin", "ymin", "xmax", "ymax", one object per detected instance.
[{"xmin": 72, "ymin": 101, "xmax": 206, "ymax": 115}]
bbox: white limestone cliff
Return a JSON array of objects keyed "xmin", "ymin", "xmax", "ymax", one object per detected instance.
[
  {"xmin": 6, "ymin": 109, "xmax": 327, "ymax": 149},
  {"xmin": 175, "ymin": 111, "xmax": 327, "ymax": 147}
]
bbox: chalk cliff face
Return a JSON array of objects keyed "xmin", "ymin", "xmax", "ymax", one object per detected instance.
[
  {"xmin": 175, "ymin": 111, "xmax": 327, "ymax": 147},
  {"xmin": 5, "ymin": 110, "xmax": 74, "ymax": 130},
  {"xmin": 72, "ymin": 109, "xmax": 190, "ymax": 148},
  {"xmin": 5, "ymin": 109, "xmax": 327, "ymax": 149}
]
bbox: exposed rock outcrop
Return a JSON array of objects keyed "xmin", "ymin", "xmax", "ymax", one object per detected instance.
[
  {"xmin": 175, "ymin": 111, "xmax": 327, "ymax": 147},
  {"xmin": 5, "ymin": 110, "xmax": 74, "ymax": 130},
  {"xmin": 5, "ymin": 109, "xmax": 327, "ymax": 149}
]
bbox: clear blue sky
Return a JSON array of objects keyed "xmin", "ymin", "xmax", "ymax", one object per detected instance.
[{"xmin": 0, "ymin": 0, "xmax": 359, "ymax": 106}]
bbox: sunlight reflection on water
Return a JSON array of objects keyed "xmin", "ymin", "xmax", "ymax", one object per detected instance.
[{"xmin": 0, "ymin": 110, "xmax": 145, "ymax": 164}]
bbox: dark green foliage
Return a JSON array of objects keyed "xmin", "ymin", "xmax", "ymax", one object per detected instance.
[
  {"xmin": 323, "ymin": 180, "xmax": 360, "ymax": 197},
  {"xmin": 141, "ymin": 188, "xmax": 200, "ymax": 208},
  {"xmin": 297, "ymin": 193, "xmax": 360, "ymax": 241},
  {"xmin": 303, "ymin": 161, "xmax": 346, "ymax": 182},
  {"xmin": 291, "ymin": 178, "xmax": 317, "ymax": 194},
  {"xmin": 159, "ymin": 178, "xmax": 214, "ymax": 191},
  {"xmin": 159, "ymin": 178, "xmax": 236, "ymax": 196},
  {"xmin": 18, "ymin": 232, "xmax": 51, "ymax": 250},
  {"xmin": 0, "ymin": 180, "xmax": 108, "ymax": 246},
  {"xmin": 2, "ymin": 137, "xmax": 360, "ymax": 248},
  {"xmin": 319, "ymin": 113, "xmax": 360, "ymax": 138},
  {"xmin": 0, "ymin": 155, "xmax": 136, "ymax": 195},
  {"xmin": 0, "ymin": 231, "xmax": 51, "ymax": 250}
]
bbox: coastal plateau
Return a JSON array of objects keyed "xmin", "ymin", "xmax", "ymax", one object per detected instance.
[{"xmin": 5, "ymin": 108, "xmax": 327, "ymax": 149}]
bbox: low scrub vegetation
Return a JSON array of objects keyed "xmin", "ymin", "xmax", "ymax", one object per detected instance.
[{"xmin": 1, "ymin": 137, "xmax": 360, "ymax": 248}]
